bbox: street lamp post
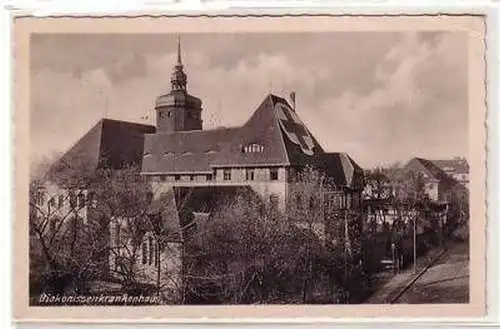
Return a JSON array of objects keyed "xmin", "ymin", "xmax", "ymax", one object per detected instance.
[{"xmin": 413, "ymin": 216, "xmax": 417, "ymax": 274}]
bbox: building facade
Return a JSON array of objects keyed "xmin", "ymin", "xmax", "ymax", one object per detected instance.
[
  {"xmin": 430, "ymin": 158, "xmax": 469, "ymax": 189},
  {"xmin": 32, "ymin": 38, "xmax": 365, "ymax": 301}
]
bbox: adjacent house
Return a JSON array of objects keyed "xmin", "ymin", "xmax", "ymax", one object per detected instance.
[
  {"xmin": 430, "ymin": 157, "xmax": 469, "ymax": 189},
  {"xmin": 402, "ymin": 157, "xmax": 468, "ymax": 203}
]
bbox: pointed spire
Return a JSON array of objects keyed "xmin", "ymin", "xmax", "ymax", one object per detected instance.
[
  {"xmin": 177, "ymin": 36, "xmax": 182, "ymax": 66},
  {"xmin": 171, "ymin": 35, "xmax": 187, "ymax": 92}
]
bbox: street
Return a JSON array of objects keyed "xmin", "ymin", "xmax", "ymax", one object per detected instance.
[{"xmin": 394, "ymin": 240, "xmax": 469, "ymax": 303}]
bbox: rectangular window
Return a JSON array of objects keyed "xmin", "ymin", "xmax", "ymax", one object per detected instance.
[
  {"xmin": 223, "ymin": 169, "xmax": 231, "ymax": 181},
  {"xmin": 35, "ymin": 190, "xmax": 46, "ymax": 206},
  {"xmin": 48, "ymin": 197, "xmax": 56, "ymax": 210},
  {"xmin": 190, "ymin": 175, "xmax": 195, "ymax": 181},
  {"xmin": 160, "ymin": 175, "xmax": 167, "ymax": 182},
  {"xmin": 69, "ymin": 192, "xmax": 77, "ymax": 209},
  {"xmin": 206, "ymin": 174, "xmax": 212, "ymax": 181},
  {"xmin": 58, "ymin": 195, "xmax": 64, "ymax": 209},
  {"xmin": 270, "ymin": 168, "xmax": 279, "ymax": 181},
  {"xmin": 78, "ymin": 193, "xmax": 86, "ymax": 209},
  {"xmin": 245, "ymin": 168, "xmax": 255, "ymax": 181},
  {"xmin": 174, "ymin": 175, "xmax": 180, "ymax": 181}
]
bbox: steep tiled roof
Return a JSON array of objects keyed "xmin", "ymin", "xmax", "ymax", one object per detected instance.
[
  {"xmin": 45, "ymin": 118, "xmax": 155, "ymax": 183},
  {"xmin": 430, "ymin": 159, "xmax": 469, "ymax": 174},
  {"xmin": 317, "ymin": 152, "xmax": 364, "ymax": 190},
  {"xmin": 141, "ymin": 94, "xmax": 328, "ymax": 174},
  {"xmin": 142, "ymin": 127, "xmax": 240, "ymax": 173}
]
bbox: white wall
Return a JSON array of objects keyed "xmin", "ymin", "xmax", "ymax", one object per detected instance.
[{"xmin": 33, "ymin": 181, "xmax": 90, "ymax": 227}]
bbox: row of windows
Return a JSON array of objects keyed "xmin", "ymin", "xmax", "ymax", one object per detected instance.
[
  {"xmin": 35, "ymin": 191, "xmax": 89, "ymax": 210},
  {"xmin": 158, "ymin": 174, "xmax": 213, "ymax": 182},
  {"xmin": 142, "ymin": 236, "xmax": 159, "ymax": 267},
  {"xmin": 159, "ymin": 110, "xmax": 201, "ymax": 120},
  {"xmin": 242, "ymin": 143, "xmax": 265, "ymax": 153},
  {"xmin": 154, "ymin": 168, "xmax": 281, "ymax": 182},
  {"xmin": 294, "ymin": 192, "xmax": 359, "ymax": 212},
  {"xmin": 224, "ymin": 168, "xmax": 279, "ymax": 181}
]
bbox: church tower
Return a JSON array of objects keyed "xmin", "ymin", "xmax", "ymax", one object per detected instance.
[{"xmin": 154, "ymin": 37, "xmax": 203, "ymax": 133}]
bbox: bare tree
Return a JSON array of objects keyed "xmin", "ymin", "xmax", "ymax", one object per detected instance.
[{"xmin": 181, "ymin": 166, "xmax": 366, "ymax": 304}]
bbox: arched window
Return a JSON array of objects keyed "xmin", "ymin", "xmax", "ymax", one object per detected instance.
[
  {"xmin": 155, "ymin": 243, "xmax": 160, "ymax": 267},
  {"xmin": 142, "ymin": 241, "xmax": 148, "ymax": 265},
  {"xmin": 57, "ymin": 194, "xmax": 64, "ymax": 209}
]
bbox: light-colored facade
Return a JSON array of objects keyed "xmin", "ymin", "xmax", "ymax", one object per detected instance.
[{"xmin": 32, "ymin": 181, "xmax": 91, "ymax": 230}]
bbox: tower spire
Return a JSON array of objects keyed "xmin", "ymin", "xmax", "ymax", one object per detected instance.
[
  {"xmin": 171, "ymin": 36, "xmax": 187, "ymax": 92},
  {"xmin": 177, "ymin": 36, "xmax": 182, "ymax": 66}
]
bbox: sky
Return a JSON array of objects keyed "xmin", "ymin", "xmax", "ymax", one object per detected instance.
[{"xmin": 30, "ymin": 31, "xmax": 468, "ymax": 171}]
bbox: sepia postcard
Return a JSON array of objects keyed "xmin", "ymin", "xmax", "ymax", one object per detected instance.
[{"xmin": 13, "ymin": 14, "xmax": 487, "ymax": 322}]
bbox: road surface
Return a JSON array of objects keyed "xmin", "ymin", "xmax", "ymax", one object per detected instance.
[{"xmin": 394, "ymin": 240, "xmax": 469, "ymax": 304}]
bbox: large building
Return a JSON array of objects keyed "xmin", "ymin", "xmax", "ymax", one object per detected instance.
[{"xmin": 32, "ymin": 39, "xmax": 365, "ymax": 300}]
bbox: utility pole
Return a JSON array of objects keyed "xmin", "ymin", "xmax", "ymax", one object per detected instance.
[
  {"xmin": 413, "ymin": 215, "xmax": 417, "ymax": 274},
  {"xmin": 344, "ymin": 210, "xmax": 348, "ymax": 303}
]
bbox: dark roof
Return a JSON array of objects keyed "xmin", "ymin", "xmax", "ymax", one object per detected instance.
[
  {"xmin": 141, "ymin": 94, "xmax": 328, "ymax": 174},
  {"xmin": 430, "ymin": 158, "xmax": 469, "ymax": 174},
  {"xmin": 44, "ymin": 118, "xmax": 155, "ymax": 183},
  {"xmin": 404, "ymin": 157, "xmax": 450, "ymax": 182},
  {"xmin": 317, "ymin": 152, "xmax": 365, "ymax": 190}
]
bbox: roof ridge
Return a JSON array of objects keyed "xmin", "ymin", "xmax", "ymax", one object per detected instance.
[
  {"xmin": 100, "ymin": 117, "xmax": 155, "ymax": 128},
  {"xmin": 152, "ymin": 126, "xmax": 240, "ymax": 136}
]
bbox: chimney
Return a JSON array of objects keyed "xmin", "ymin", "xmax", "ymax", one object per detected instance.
[{"xmin": 289, "ymin": 91, "xmax": 296, "ymax": 111}]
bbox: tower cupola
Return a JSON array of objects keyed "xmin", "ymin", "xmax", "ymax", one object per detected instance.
[{"xmin": 154, "ymin": 37, "xmax": 203, "ymax": 133}]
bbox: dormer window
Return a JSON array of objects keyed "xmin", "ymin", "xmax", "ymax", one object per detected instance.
[{"xmin": 242, "ymin": 143, "xmax": 264, "ymax": 153}]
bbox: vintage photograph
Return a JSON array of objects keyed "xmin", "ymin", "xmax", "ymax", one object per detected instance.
[{"xmin": 14, "ymin": 15, "xmax": 487, "ymax": 319}]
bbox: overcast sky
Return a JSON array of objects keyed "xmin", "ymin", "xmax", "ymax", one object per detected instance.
[{"xmin": 30, "ymin": 32, "xmax": 468, "ymax": 169}]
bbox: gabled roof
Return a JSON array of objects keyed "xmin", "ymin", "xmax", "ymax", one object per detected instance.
[
  {"xmin": 44, "ymin": 118, "xmax": 155, "ymax": 184},
  {"xmin": 404, "ymin": 157, "xmax": 450, "ymax": 182},
  {"xmin": 141, "ymin": 94, "xmax": 326, "ymax": 174},
  {"xmin": 430, "ymin": 158, "xmax": 469, "ymax": 174}
]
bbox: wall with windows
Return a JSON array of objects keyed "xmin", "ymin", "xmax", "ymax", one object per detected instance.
[
  {"xmin": 424, "ymin": 181, "xmax": 439, "ymax": 201},
  {"xmin": 145, "ymin": 166, "xmax": 289, "ymax": 210},
  {"xmin": 32, "ymin": 181, "xmax": 92, "ymax": 230},
  {"xmin": 109, "ymin": 219, "xmax": 182, "ymax": 301}
]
